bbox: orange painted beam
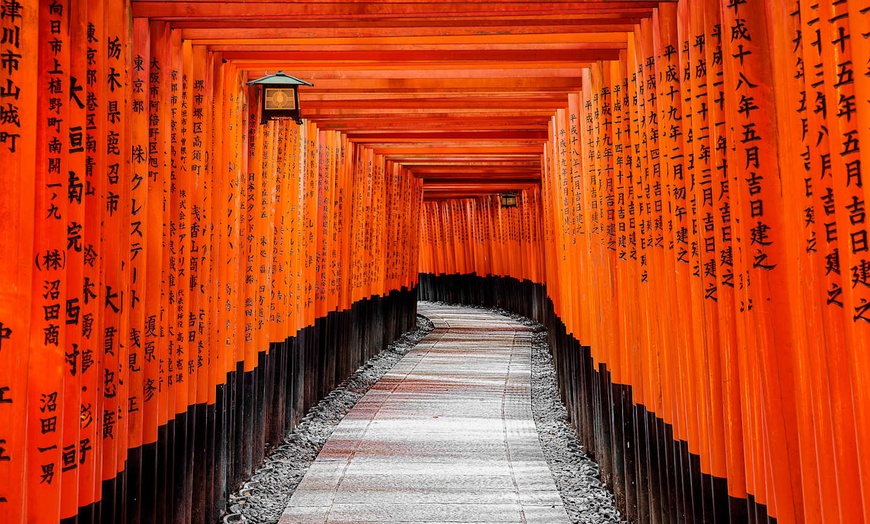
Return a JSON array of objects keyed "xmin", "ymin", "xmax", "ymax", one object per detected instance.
[
  {"xmin": 132, "ymin": 2, "xmax": 660, "ymax": 20},
  {"xmin": 194, "ymin": 32, "xmax": 627, "ymax": 46},
  {"xmin": 221, "ymin": 49, "xmax": 621, "ymax": 62},
  {"xmin": 178, "ymin": 23, "xmax": 639, "ymax": 40},
  {"xmin": 345, "ymin": 131, "xmax": 549, "ymax": 140}
]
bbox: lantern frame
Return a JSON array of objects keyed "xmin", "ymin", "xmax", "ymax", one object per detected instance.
[
  {"xmin": 246, "ymin": 71, "xmax": 313, "ymax": 125},
  {"xmin": 500, "ymin": 193, "xmax": 518, "ymax": 208}
]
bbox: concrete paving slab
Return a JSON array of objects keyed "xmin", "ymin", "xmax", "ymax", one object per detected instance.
[{"xmin": 279, "ymin": 304, "xmax": 570, "ymax": 524}]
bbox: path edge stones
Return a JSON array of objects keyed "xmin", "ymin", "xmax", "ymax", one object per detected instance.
[{"xmin": 220, "ymin": 314, "xmax": 435, "ymax": 524}]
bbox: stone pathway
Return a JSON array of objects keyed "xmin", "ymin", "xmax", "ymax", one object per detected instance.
[{"xmin": 279, "ymin": 304, "xmax": 571, "ymax": 524}]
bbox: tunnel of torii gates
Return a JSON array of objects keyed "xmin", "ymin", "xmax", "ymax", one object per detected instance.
[{"xmin": 1, "ymin": 0, "xmax": 870, "ymax": 523}]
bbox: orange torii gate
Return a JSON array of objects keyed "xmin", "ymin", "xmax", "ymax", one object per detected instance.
[{"xmin": 2, "ymin": 1, "xmax": 870, "ymax": 523}]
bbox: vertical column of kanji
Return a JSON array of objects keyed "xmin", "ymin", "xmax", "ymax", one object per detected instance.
[
  {"xmin": 240, "ymin": 88, "xmax": 259, "ymax": 479},
  {"xmin": 469, "ymin": 198, "xmax": 478, "ymax": 278},
  {"xmin": 256, "ymin": 118, "xmax": 276, "ymax": 466},
  {"xmin": 537, "ymin": 133, "xmax": 552, "ymax": 301},
  {"xmin": 184, "ymin": 39, "xmax": 201, "ymax": 522},
  {"xmin": 57, "ymin": 0, "xmax": 86, "ymax": 520},
  {"xmin": 79, "ymin": 0, "xmax": 105, "ymax": 514},
  {"xmin": 98, "ymin": 0, "xmax": 130, "ymax": 513},
  {"xmin": 588, "ymin": 64, "xmax": 617, "ymax": 372},
  {"xmin": 612, "ymin": 57, "xmax": 637, "ymax": 401},
  {"xmin": 335, "ymin": 136, "xmax": 350, "ymax": 317},
  {"xmin": 389, "ymin": 161, "xmax": 401, "ymax": 291},
  {"xmin": 443, "ymin": 200, "xmax": 452, "ymax": 277},
  {"xmin": 165, "ymin": 31, "xmax": 186, "ymax": 522},
  {"xmin": 584, "ymin": 68, "xmax": 601, "ymax": 355},
  {"xmin": 560, "ymin": 99, "xmax": 573, "ymax": 318},
  {"xmin": 431, "ymin": 200, "xmax": 441, "ymax": 277},
  {"xmin": 373, "ymin": 156, "xmax": 388, "ymax": 299},
  {"xmin": 817, "ymin": 2, "xmax": 870, "ymax": 519},
  {"xmin": 418, "ymin": 202, "xmax": 429, "ymax": 277},
  {"xmin": 327, "ymin": 131, "xmax": 342, "ymax": 315},
  {"xmin": 597, "ymin": 62, "xmax": 621, "ymax": 397},
  {"xmin": 517, "ymin": 193, "xmax": 527, "ymax": 283},
  {"xmin": 437, "ymin": 201, "xmax": 449, "ymax": 276},
  {"xmin": 230, "ymin": 79, "xmax": 246, "ymax": 475},
  {"xmin": 604, "ymin": 59, "xmax": 629, "ymax": 516},
  {"xmin": 403, "ymin": 169, "xmax": 415, "ymax": 293},
  {"xmin": 400, "ymin": 169, "xmax": 411, "ymax": 291},
  {"xmin": 468, "ymin": 199, "xmax": 479, "ymax": 279},
  {"xmin": 276, "ymin": 123, "xmax": 292, "ymax": 341},
  {"xmin": 472, "ymin": 198, "xmax": 483, "ymax": 278},
  {"xmin": 678, "ymin": 12, "xmax": 710, "ymax": 483},
  {"xmin": 565, "ymin": 94, "xmax": 586, "ymax": 343},
  {"xmin": 845, "ymin": 2, "xmax": 870, "ymax": 518},
  {"xmin": 189, "ymin": 44, "xmax": 211, "ymax": 523},
  {"xmin": 720, "ymin": 0, "xmax": 803, "ymax": 521},
  {"xmin": 655, "ymin": 7, "xmax": 697, "ymax": 498},
  {"xmin": 268, "ymin": 121, "xmax": 286, "ymax": 358},
  {"xmin": 27, "ymin": 0, "xmax": 69, "ymax": 521},
  {"xmin": 348, "ymin": 148, "xmax": 364, "ymax": 306},
  {"xmin": 687, "ymin": 0, "xmax": 731, "ymax": 510},
  {"xmin": 0, "ymin": 0, "xmax": 35, "ymax": 520},
  {"xmin": 460, "ymin": 200, "xmax": 466, "ymax": 273},
  {"xmin": 285, "ymin": 124, "xmax": 302, "ymax": 339},
  {"xmin": 314, "ymin": 128, "xmax": 328, "ymax": 319},
  {"xmin": 144, "ymin": 22, "xmax": 171, "ymax": 523},
  {"xmin": 541, "ymin": 121, "xmax": 558, "ymax": 316},
  {"xmin": 514, "ymin": 195, "xmax": 522, "ymax": 284},
  {"xmin": 222, "ymin": 69, "xmax": 244, "ymax": 488},
  {"xmin": 627, "ymin": 33, "xmax": 657, "ymax": 524},
  {"xmin": 303, "ymin": 122, "xmax": 318, "ymax": 331},
  {"xmin": 530, "ymin": 188, "xmax": 543, "ymax": 287},
  {"xmin": 636, "ymin": 20, "xmax": 673, "ymax": 468},
  {"xmin": 123, "ymin": 18, "xmax": 149, "ymax": 524},
  {"xmin": 203, "ymin": 50, "xmax": 221, "ymax": 524},
  {"xmin": 624, "ymin": 47, "xmax": 648, "ymax": 521},
  {"xmin": 433, "ymin": 200, "xmax": 443, "ymax": 277},
  {"xmin": 457, "ymin": 200, "xmax": 468, "ymax": 276},
  {"xmin": 652, "ymin": 13, "xmax": 691, "ymax": 518},
  {"xmin": 207, "ymin": 60, "xmax": 228, "ymax": 506},
  {"xmin": 678, "ymin": 4, "xmax": 716, "ymax": 503},
  {"xmin": 276, "ymin": 122, "xmax": 293, "ymax": 433},
  {"xmin": 523, "ymin": 189, "xmax": 533, "ymax": 282},
  {"xmin": 435, "ymin": 201, "xmax": 444, "ymax": 277},
  {"xmin": 449, "ymin": 199, "xmax": 470, "ymax": 276},
  {"xmin": 769, "ymin": 2, "xmax": 837, "ymax": 521},
  {"xmin": 576, "ymin": 70, "xmax": 597, "ymax": 353},
  {"xmin": 333, "ymin": 134, "xmax": 349, "ymax": 316},
  {"xmin": 412, "ymin": 177, "xmax": 423, "ymax": 289},
  {"xmin": 702, "ymin": 0, "xmax": 747, "ymax": 508},
  {"xmin": 513, "ymin": 194, "xmax": 524, "ymax": 282},
  {"xmin": 719, "ymin": 0, "xmax": 762, "ymax": 511},
  {"xmin": 418, "ymin": 200, "xmax": 429, "ymax": 277},
  {"xmin": 141, "ymin": 20, "xmax": 167, "ymax": 524}
]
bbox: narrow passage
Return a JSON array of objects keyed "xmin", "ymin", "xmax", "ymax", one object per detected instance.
[{"xmin": 279, "ymin": 303, "xmax": 571, "ymax": 524}]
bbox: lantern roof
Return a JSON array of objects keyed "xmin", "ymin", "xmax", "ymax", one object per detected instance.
[{"xmin": 247, "ymin": 71, "xmax": 313, "ymax": 87}]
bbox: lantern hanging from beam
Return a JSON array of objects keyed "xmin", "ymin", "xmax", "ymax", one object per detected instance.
[
  {"xmin": 247, "ymin": 71, "xmax": 313, "ymax": 125},
  {"xmin": 501, "ymin": 193, "xmax": 517, "ymax": 208}
]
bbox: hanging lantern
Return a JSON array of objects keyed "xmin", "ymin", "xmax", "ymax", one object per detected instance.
[
  {"xmin": 501, "ymin": 192, "xmax": 517, "ymax": 208},
  {"xmin": 247, "ymin": 71, "xmax": 313, "ymax": 125}
]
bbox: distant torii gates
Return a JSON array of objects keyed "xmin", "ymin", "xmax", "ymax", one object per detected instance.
[{"xmin": 1, "ymin": 1, "xmax": 869, "ymax": 524}]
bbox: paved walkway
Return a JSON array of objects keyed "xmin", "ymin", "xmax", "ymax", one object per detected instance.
[{"xmin": 279, "ymin": 303, "xmax": 571, "ymax": 524}]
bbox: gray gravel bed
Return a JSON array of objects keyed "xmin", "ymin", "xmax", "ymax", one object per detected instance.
[{"xmin": 221, "ymin": 314, "xmax": 435, "ymax": 524}]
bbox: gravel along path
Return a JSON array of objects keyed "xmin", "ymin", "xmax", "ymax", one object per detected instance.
[
  {"xmin": 222, "ymin": 303, "xmax": 621, "ymax": 524},
  {"xmin": 221, "ymin": 314, "xmax": 435, "ymax": 524}
]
